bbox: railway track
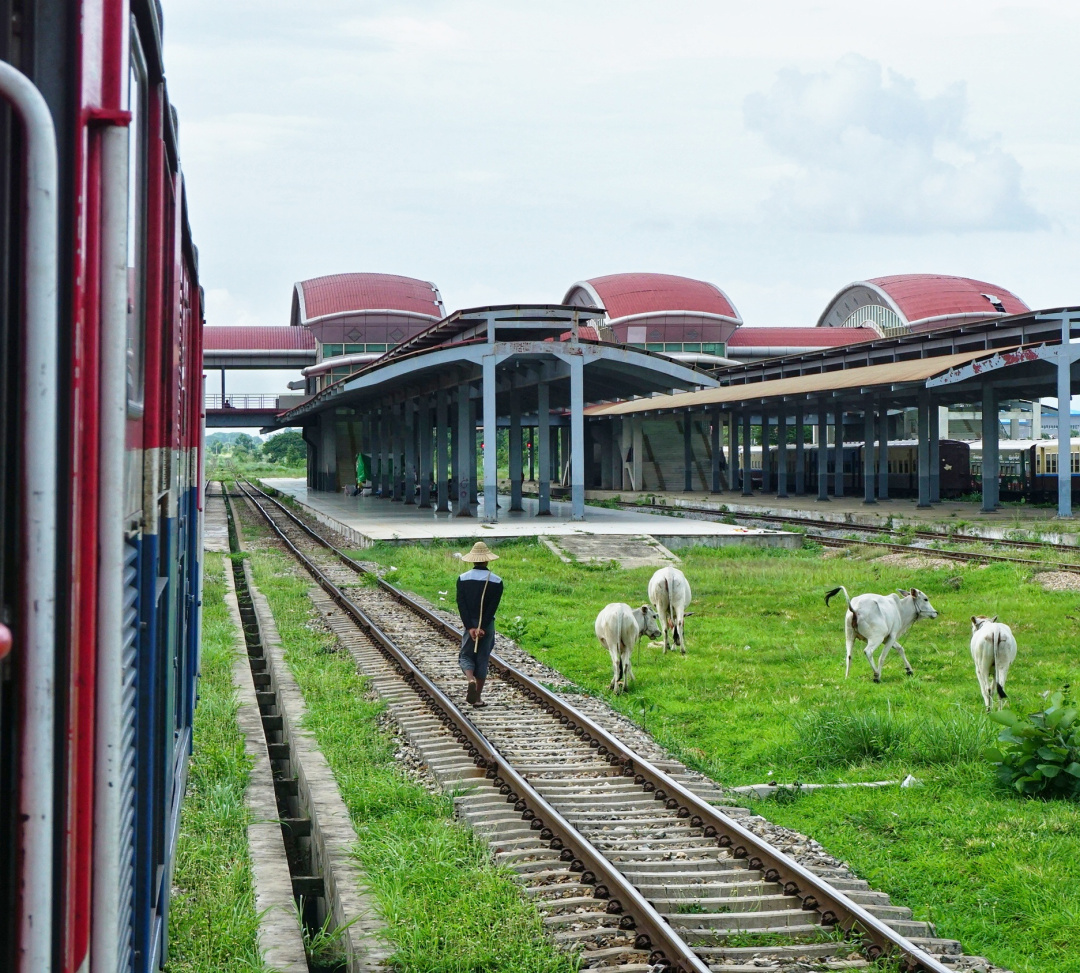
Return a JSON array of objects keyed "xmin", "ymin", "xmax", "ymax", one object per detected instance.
[
  {"xmin": 608, "ymin": 499, "xmax": 1080, "ymax": 574},
  {"xmin": 227, "ymin": 478, "xmax": 993, "ymax": 973}
]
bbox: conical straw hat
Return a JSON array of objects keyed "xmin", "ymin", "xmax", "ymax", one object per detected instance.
[{"xmin": 461, "ymin": 541, "xmax": 499, "ymax": 562}]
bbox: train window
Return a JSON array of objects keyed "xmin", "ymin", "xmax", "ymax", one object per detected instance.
[
  {"xmin": 1046, "ymin": 452, "xmax": 1057, "ymax": 474},
  {"xmin": 1073, "ymin": 451, "xmax": 1080, "ymax": 475},
  {"xmin": 126, "ymin": 26, "xmax": 149, "ymax": 416}
]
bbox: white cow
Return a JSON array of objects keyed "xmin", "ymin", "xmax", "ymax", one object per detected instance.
[
  {"xmin": 648, "ymin": 566, "xmax": 693, "ymax": 655},
  {"xmin": 825, "ymin": 586, "xmax": 939, "ymax": 682},
  {"xmin": 970, "ymin": 615, "xmax": 1017, "ymax": 712},
  {"xmin": 595, "ymin": 603, "xmax": 662, "ymax": 694}
]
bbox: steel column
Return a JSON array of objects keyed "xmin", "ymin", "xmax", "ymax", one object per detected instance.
[
  {"xmin": 509, "ymin": 391, "xmax": 523, "ymax": 511},
  {"xmin": 391, "ymin": 401, "xmax": 403, "ymax": 500},
  {"xmin": 380, "ymin": 408, "xmax": 391, "ymax": 498},
  {"xmin": 711, "ymin": 410, "xmax": 722, "ymax": 493},
  {"xmin": 729, "ymin": 412, "xmax": 739, "ymax": 491},
  {"xmin": 436, "ymin": 388, "xmax": 450, "ymax": 512},
  {"xmin": 683, "ymin": 411, "xmax": 694, "ymax": 491},
  {"xmin": 469, "ymin": 396, "xmax": 479, "ymax": 505},
  {"xmin": 761, "ymin": 414, "xmax": 772, "ymax": 493},
  {"xmin": 777, "ymin": 412, "xmax": 788, "ymax": 498},
  {"xmin": 455, "ymin": 383, "xmax": 472, "ymax": 516},
  {"xmin": 1059, "ymin": 318, "xmax": 1074, "ymax": 517},
  {"xmin": 877, "ymin": 403, "xmax": 889, "ymax": 500},
  {"xmin": 794, "ymin": 408, "xmax": 805, "ymax": 495},
  {"xmin": 817, "ymin": 405, "xmax": 829, "ymax": 501},
  {"xmin": 982, "ymin": 384, "xmax": 999, "ymax": 513},
  {"xmin": 833, "ymin": 410, "xmax": 845, "ymax": 497},
  {"xmin": 537, "ymin": 380, "xmax": 551, "ymax": 515},
  {"xmin": 482, "ymin": 355, "xmax": 498, "ymax": 521},
  {"xmin": 570, "ymin": 354, "xmax": 585, "ymax": 520},
  {"xmin": 930, "ymin": 401, "xmax": 941, "ymax": 503},
  {"xmin": 418, "ymin": 396, "xmax": 432, "ymax": 508},
  {"xmin": 404, "ymin": 399, "xmax": 416, "ymax": 505},
  {"xmin": 742, "ymin": 411, "xmax": 752, "ymax": 495},
  {"xmin": 917, "ymin": 391, "xmax": 931, "ymax": 508},
  {"xmin": 863, "ymin": 408, "xmax": 876, "ymax": 504}
]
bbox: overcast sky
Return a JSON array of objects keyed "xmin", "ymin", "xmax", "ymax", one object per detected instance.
[{"xmin": 164, "ymin": 1, "xmax": 1080, "ymax": 396}]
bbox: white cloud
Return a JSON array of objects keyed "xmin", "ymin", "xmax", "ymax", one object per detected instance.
[{"xmin": 744, "ymin": 54, "xmax": 1047, "ymax": 233}]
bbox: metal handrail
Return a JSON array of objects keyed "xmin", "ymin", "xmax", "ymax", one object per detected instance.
[{"xmin": 241, "ymin": 479, "xmax": 954, "ymax": 972}]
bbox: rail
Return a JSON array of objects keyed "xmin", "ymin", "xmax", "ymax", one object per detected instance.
[
  {"xmin": 240, "ymin": 477, "xmax": 956, "ymax": 973},
  {"xmin": 233, "ymin": 479, "xmax": 713, "ymax": 973}
]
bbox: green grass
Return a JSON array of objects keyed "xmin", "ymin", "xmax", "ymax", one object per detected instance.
[
  {"xmin": 166, "ymin": 553, "xmax": 265, "ymax": 973},
  {"xmin": 357, "ymin": 536, "xmax": 1080, "ymax": 973},
  {"xmin": 244, "ymin": 537, "xmax": 578, "ymax": 973}
]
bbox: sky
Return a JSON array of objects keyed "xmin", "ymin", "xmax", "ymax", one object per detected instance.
[{"xmin": 163, "ymin": 1, "xmax": 1080, "ymax": 397}]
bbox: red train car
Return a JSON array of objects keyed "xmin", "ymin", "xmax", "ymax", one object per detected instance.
[{"xmin": 0, "ymin": 1, "xmax": 204, "ymax": 970}]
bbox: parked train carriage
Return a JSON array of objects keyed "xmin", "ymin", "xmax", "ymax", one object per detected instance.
[
  {"xmin": 970, "ymin": 439, "xmax": 1080, "ymax": 499},
  {"xmin": 747, "ymin": 440, "xmax": 972, "ymax": 497},
  {"xmin": 0, "ymin": 1, "xmax": 204, "ymax": 971}
]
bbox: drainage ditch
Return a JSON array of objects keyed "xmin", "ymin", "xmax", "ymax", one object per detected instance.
[{"xmin": 224, "ymin": 490, "xmax": 346, "ymax": 973}]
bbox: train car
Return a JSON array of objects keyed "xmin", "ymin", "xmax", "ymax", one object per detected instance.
[
  {"xmin": 746, "ymin": 440, "xmax": 971, "ymax": 498},
  {"xmin": 970, "ymin": 439, "xmax": 1080, "ymax": 500},
  {"xmin": 1, "ymin": 1, "xmax": 204, "ymax": 971}
]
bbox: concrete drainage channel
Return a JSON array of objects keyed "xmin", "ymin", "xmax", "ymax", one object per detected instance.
[{"xmin": 223, "ymin": 491, "xmax": 385, "ymax": 973}]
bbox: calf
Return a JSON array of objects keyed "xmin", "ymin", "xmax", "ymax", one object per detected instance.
[
  {"xmin": 595, "ymin": 603, "xmax": 662, "ymax": 694},
  {"xmin": 825, "ymin": 585, "xmax": 939, "ymax": 682},
  {"xmin": 970, "ymin": 615, "xmax": 1017, "ymax": 712},
  {"xmin": 648, "ymin": 566, "xmax": 693, "ymax": 654}
]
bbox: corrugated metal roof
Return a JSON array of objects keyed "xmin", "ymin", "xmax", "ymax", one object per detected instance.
[
  {"xmin": 296, "ymin": 273, "xmax": 444, "ymax": 322},
  {"xmin": 204, "ymin": 325, "xmax": 316, "ymax": 351},
  {"xmin": 582, "ymin": 273, "xmax": 740, "ymax": 322},
  {"xmin": 869, "ymin": 274, "xmax": 1029, "ymax": 325},
  {"xmin": 585, "ymin": 347, "xmax": 1016, "ymax": 417},
  {"xmin": 728, "ymin": 326, "xmax": 877, "ymax": 347}
]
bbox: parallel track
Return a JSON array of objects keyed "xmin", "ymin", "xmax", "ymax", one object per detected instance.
[
  {"xmin": 608, "ymin": 499, "xmax": 1080, "ymax": 573},
  {"xmin": 232, "ymin": 478, "xmax": 968, "ymax": 973}
]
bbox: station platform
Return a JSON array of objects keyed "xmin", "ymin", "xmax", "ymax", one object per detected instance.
[{"xmin": 259, "ymin": 479, "xmax": 798, "ymax": 552}]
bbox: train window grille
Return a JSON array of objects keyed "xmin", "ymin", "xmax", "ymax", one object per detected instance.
[{"xmin": 118, "ymin": 538, "xmax": 141, "ymax": 970}]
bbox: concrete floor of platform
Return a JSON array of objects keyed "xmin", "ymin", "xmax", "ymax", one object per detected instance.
[
  {"xmin": 575, "ymin": 487, "xmax": 1080, "ymax": 542},
  {"xmin": 260, "ymin": 479, "xmax": 798, "ymax": 550}
]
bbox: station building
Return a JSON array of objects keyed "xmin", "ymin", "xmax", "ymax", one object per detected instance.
[{"xmin": 237, "ymin": 268, "xmax": 1080, "ymax": 519}]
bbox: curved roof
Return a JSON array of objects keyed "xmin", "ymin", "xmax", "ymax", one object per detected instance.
[
  {"xmin": 563, "ymin": 272, "xmax": 742, "ymax": 324},
  {"xmin": 817, "ymin": 274, "xmax": 1029, "ymax": 332},
  {"xmin": 205, "ymin": 325, "xmax": 316, "ymax": 351},
  {"xmin": 869, "ymin": 274, "xmax": 1028, "ymax": 324},
  {"xmin": 293, "ymin": 273, "xmax": 445, "ymax": 325},
  {"xmin": 728, "ymin": 327, "xmax": 877, "ymax": 348}
]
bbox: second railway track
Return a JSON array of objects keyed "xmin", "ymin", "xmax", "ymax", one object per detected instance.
[{"xmin": 231, "ymin": 477, "xmax": 999, "ymax": 973}]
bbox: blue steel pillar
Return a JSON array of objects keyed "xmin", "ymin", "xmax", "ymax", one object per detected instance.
[
  {"xmin": 380, "ymin": 407, "xmax": 391, "ymax": 498},
  {"xmin": 404, "ymin": 399, "xmax": 416, "ymax": 505},
  {"xmin": 862, "ymin": 407, "xmax": 876, "ymax": 504},
  {"xmin": 816, "ymin": 404, "xmax": 829, "ymax": 501},
  {"xmin": 833, "ymin": 409, "xmax": 845, "ymax": 498},
  {"xmin": 917, "ymin": 391, "xmax": 931, "ymax": 508},
  {"xmin": 483, "ymin": 355, "xmax": 498, "ymax": 522},
  {"xmin": 455, "ymin": 382, "xmax": 473, "ymax": 517},
  {"xmin": 1059, "ymin": 326, "xmax": 1073, "ymax": 518},
  {"xmin": 728, "ymin": 413, "xmax": 738, "ymax": 491},
  {"xmin": 929, "ymin": 400, "xmax": 941, "ymax": 503},
  {"xmin": 778, "ymin": 411, "xmax": 790, "ymax": 497},
  {"xmin": 391, "ymin": 401, "xmax": 403, "ymax": 501},
  {"xmin": 794, "ymin": 408, "xmax": 805, "ymax": 495},
  {"xmin": 683, "ymin": 411, "xmax": 694, "ymax": 492},
  {"xmin": 982, "ymin": 385, "xmax": 999, "ymax": 513},
  {"xmin": 436, "ymin": 388, "xmax": 450, "ymax": 512},
  {"xmin": 418, "ymin": 396, "xmax": 432, "ymax": 509},
  {"xmin": 570, "ymin": 354, "xmax": 585, "ymax": 520},
  {"xmin": 877, "ymin": 402, "xmax": 889, "ymax": 500},
  {"xmin": 509, "ymin": 390, "xmax": 523, "ymax": 511},
  {"xmin": 711, "ymin": 410, "xmax": 722, "ymax": 493},
  {"xmin": 742, "ymin": 411, "xmax": 752, "ymax": 496},
  {"xmin": 537, "ymin": 379, "xmax": 551, "ymax": 515}
]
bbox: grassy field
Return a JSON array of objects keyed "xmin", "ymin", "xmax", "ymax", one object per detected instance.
[
  {"xmin": 166, "ymin": 553, "xmax": 265, "ymax": 973},
  {"xmin": 242, "ymin": 531, "xmax": 579, "ymax": 973},
  {"xmin": 358, "ymin": 536, "xmax": 1080, "ymax": 973}
]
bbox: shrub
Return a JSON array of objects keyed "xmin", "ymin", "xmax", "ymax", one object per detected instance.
[
  {"xmin": 503, "ymin": 615, "xmax": 529, "ymax": 643},
  {"xmin": 983, "ymin": 688, "xmax": 1080, "ymax": 799}
]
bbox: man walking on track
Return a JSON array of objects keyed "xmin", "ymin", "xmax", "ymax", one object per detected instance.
[{"xmin": 456, "ymin": 541, "xmax": 504, "ymax": 707}]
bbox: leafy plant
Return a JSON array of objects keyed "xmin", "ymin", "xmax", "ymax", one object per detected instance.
[
  {"xmin": 984, "ymin": 687, "xmax": 1080, "ymax": 798},
  {"xmin": 503, "ymin": 615, "xmax": 529, "ymax": 642}
]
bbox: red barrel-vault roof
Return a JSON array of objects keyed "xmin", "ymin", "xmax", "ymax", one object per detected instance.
[
  {"xmin": 294, "ymin": 273, "xmax": 444, "ymax": 324},
  {"xmin": 204, "ymin": 325, "xmax": 316, "ymax": 351},
  {"xmin": 569, "ymin": 272, "xmax": 741, "ymax": 322},
  {"xmin": 728, "ymin": 326, "xmax": 878, "ymax": 348},
  {"xmin": 869, "ymin": 274, "xmax": 1029, "ymax": 324}
]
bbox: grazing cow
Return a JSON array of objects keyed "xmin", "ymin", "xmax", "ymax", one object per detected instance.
[
  {"xmin": 595, "ymin": 603, "xmax": 662, "ymax": 694},
  {"xmin": 970, "ymin": 615, "xmax": 1017, "ymax": 712},
  {"xmin": 648, "ymin": 566, "xmax": 693, "ymax": 654},
  {"xmin": 825, "ymin": 586, "xmax": 939, "ymax": 682}
]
